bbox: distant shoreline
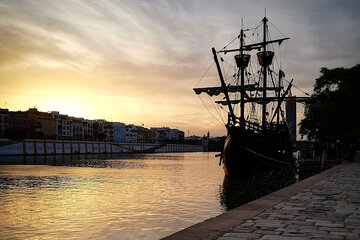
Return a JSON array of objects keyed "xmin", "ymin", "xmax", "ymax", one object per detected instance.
[{"xmin": 0, "ymin": 139, "xmax": 204, "ymax": 156}]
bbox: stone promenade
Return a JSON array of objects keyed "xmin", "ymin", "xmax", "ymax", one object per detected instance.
[{"xmin": 163, "ymin": 153, "xmax": 360, "ymax": 240}]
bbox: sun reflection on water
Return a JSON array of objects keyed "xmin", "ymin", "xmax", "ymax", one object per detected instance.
[{"xmin": 0, "ymin": 153, "xmax": 224, "ymax": 239}]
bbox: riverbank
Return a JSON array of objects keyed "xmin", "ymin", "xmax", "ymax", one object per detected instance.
[
  {"xmin": 0, "ymin": 139, "xmax": 203, "ymax": 155},
  {"xmin": 163, "ymin": 152, "xmax": 360, "ymax": 240}
]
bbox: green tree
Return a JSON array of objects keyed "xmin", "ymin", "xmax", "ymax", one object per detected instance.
[{"xmin": 299, "ymin": 64, "xmax": 360, "ymax": 147}]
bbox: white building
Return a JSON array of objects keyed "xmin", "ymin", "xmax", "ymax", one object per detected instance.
[
  {"xmin": 52, "ymin": 112, "xmax": 72, "ymax": 140},
  {"xmin": 125, "ymin": 124, "xmax": 137, "ymax": 143},
  {"xmin": 112, "ymin": 122, "xmax": 126, "ymax": 143}
]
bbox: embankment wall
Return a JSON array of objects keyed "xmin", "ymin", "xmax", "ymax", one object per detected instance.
[{"xmin": 0, "ymin": 139, "xmax": 204, "ymax": 155}]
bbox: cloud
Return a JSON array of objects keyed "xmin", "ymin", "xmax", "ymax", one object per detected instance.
[{"xmin": 0, "ymin": 0, "xmax": 360, "ymax": 136}]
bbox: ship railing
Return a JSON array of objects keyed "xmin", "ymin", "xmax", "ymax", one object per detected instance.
[
  {"xmin": 244, "ymin": 120, "xmax": 262, "ymax": 133},
  {"xmin": 267, "ymin": 122, "xmax": 289, "ymax": 132}
]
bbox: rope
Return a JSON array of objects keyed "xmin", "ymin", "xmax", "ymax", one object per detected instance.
[
  {"xmin": 195, "ymin": 61, "xmax": 215, "ymax": 88},
  {"xmin": 268, "ymin": 20, "xmax": 287, "ymax": 38},
  {"xmin": 212, "ymin": 96, "xmax": 226, "ymax": 124},
  {"xmin": 198, "ymin": 95, "xmax": 224, "ymax": 125},
  {"xmin": 244, "ymin": 147, "xmax": 292, "ymax": 166},
  {"xmin": 283, "ymin": 78, "xmax": 310, "ymax": 96}
]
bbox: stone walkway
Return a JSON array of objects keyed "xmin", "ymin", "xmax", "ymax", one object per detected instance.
[
  {"xmin": 163, "ymin": 154, "xmax": 360, "ymax": 240},
  {"xmin": 217, "ymin": 160, "xmax": 360, "ymax": 240}
]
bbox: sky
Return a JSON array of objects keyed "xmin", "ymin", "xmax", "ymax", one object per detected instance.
[{"xmin": 0, "ymin": 0, "xmax": 359, "ymax": 137}]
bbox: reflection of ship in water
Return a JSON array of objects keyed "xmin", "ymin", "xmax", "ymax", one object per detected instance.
[{"xmin": 220, "ymin": 168, "xmax": 295, "ymax": 211}]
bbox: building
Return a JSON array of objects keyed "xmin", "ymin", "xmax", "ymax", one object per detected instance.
[
  {"xmin": 103, "ymin": 121, "xmax": 114, "ymax": 142},
  {"xmin": 93, "ymin": 120, "xmax": 106, "ymax": 141},
  {"xmin": 7, "ymin": 111, "xmax": 31, "ymax": 139},
  {"xmin": 1, "ymin": 107, "xmax": 187, "ymax": 144},
  {"xmin": 27, "ymin": 108, "xmax": 57, "ymax": 139},
  {"xmin": 0, "ymin": 108, "xmax": 9, "ymax": 138},
  {"xmin": 136, "ymin": 126, "xmax": 155, "ymax": 143},
  {"xmin": 51, "ymin": 112, "xmax": 72, "ymax": 140},
  {"xmin": 83, "ymin": 120, "xmax": 94, "ymax": 140},
  {"xmin": 151, "ymin": 127, "xmax": 184, "ymax": 143},
  {"xmin": 125, "ymin": 124, "xmax": 137, "ymax": 143},
  {"xmin": 72, "ymin": 117, "xmax": 84, "ymax": 140},
  {"xmin": 112, "ymin": 122, "xmax": 126, "ymax": 143},
  {"xmin": 151, "ymin": 127, "xmax": 167, "ymax": 143}
]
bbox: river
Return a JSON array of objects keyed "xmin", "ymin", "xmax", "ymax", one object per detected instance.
[{"xmin": 0, "ymin": 152, "xmax": 236, "ymax": 239}]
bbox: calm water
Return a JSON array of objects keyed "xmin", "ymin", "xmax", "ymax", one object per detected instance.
[{"xmin": 0, "ymin": 152, "xmax": 231, "ymax": 239}]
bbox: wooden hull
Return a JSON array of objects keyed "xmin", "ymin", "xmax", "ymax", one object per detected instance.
[{"xmin": 222, "ymin": 126, "xmax": 294, "ymax": 178}]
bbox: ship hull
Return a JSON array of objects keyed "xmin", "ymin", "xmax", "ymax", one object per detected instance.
[{"xmin": 222, "ymin": 126, "xmax": 295, "ymax": 179}]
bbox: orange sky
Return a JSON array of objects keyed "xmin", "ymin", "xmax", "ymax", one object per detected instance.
[{"xmin": 1, "ymin": 1, "xmax": 359, "ymax": 137}]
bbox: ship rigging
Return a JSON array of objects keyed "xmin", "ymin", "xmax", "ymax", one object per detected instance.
[{"xmin": 194, "ymin": 16, "xmax": 309, "ymax": 178}]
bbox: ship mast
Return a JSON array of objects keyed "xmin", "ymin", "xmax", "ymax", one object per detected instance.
[
  {"xmin": 211, "ymin": 47, "xmax": 237, "ymax": 125},
  {"xmin": 261, "ymin": 17, "xmax": 268, "ymax": 130},
  {"xmin": 240, "ymin": 28, "xmax": 245, "ymax": 129},
  {"xmin": 194, "ymin": 16, "xmax": 295, "ymax": 130}
]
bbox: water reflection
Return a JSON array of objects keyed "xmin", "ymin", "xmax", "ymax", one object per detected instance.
[
  {"xmin": 220, "ymin": 177, "xmax": 255, "ymax": 211},
  {"xmin": 0, "ymin": 152, "xmax": 226, "ymax": 240},
  {"xmin": 219, "ymin": 168, "xmax": 296, "ymax": 211},
  {"xmin": 0, "ymin": 153, "xmax": 185, "ymax": 169},
  {"xmin": 0, "ymin": 153, "xmax": 294, "ymax": 239}
]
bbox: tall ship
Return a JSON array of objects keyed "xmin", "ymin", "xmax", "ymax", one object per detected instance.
[{"xmin": 194, "ymin": 16, "xmax": 307, "ymax": 179}]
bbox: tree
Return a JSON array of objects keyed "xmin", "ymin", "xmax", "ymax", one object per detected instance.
[{"xmin": 299, "ymin": 64, "xmax": 360, "ymax": 147}]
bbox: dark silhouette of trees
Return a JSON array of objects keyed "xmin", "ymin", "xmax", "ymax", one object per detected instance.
[{"xmin": 299, "ymin": 64, "xmax": 360, "ymax": 150}]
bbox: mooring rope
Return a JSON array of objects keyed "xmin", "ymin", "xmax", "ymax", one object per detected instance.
[{"xmin": 244, "ymin": 147, "xmax": 292, "ymax": 166}]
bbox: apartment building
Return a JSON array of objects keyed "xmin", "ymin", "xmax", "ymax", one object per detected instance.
[
  {"xmin": 103, "ymin": 121, "xmax": 114, "ymax": 142},
  {"xmin": 8, "ymin": 111, "xmax": 31, "ymax": 139},
  {"xmin": 112, "ymin": 122, "xmax": 126, "ymax": 143},
  {"xmin": 72, "ymin": 118, "xmax": 84, "ymax": 140},
  {"xmin": 0, "ymin": 108, "xmax": 9, "ymax": 138},
  {"xmin": 125, "ymin": 124, "xmax": 137, "ymax": 143},
  {"xmin": 27, "ymin": 108, "xmax": 56, "ymax": 139},
  {"xmin": 93, "ymin": 120, "xmax": 106, "ymax": 141},
  {"xmin": 136, "ymin": 126, "xmax": 155, "ymax": 143},
  {"xmin": 151, "ymin": 127, "xmax": 184, "ymax": 143},
  {"xmin": 2, "ymin": 108, "xmax": 187, "ymax": 144},
  {"xmin": 51, "ymin": 112, "xmax": 72, "ymax": 140},
  {"xmin": 83, "ymin": 120, "xmax": 94, "ymax": 140}
]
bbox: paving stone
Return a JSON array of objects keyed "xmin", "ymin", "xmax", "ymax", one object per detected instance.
[
  {"xmin": 218, "ymin": 237, "xmax": 248, "ymax": 240},
  {"xmin": 330, "ymin": 232, "xmax": 360, "ymax": 237},
  {"xmin": 350, "ymin": 229, "xmax": 360, "ymax": 234},
  {"xmin": 287, "ymin": 224, "xmax": 317, "ymax": 231},
  {"xmin": 254, "ymin": 222, "xmax": 288, "ymax": 229},
  {"xmin": 281, "ymin": 207, "xmax": 307, "ymax": 211},
  {"xmin": 254, "ymin": 229, "xmax": 282, "ymax": 235},
  {"xmin": 344, "ymin": 237, "xmax": 360, "ymax": 240},
  {"xmin": 319, "ymin": 227, "xmax": 351, "ymax": 233},
  {"xmin": 253, "ymin": 219, "xmax": 285, "ymax": 224},
  {"xmin": 223, "ymin": 232, "xmax": 261, "ymax": 239},
  {"xmin": 259, "ymin": 235, "xmax": 308, "ymax": 240},
  {"xmin": 214, "ymin": 161, "xmax": 360, "ymax": 240},
  {"xmin": 287, "ymin": 220, "xmax": 314, "ymax": 226},
  {"xmin": 240, "ymin": 221, "xmax": 255, "ymax": 227},
  {"xmin": 315, "ymin": 222, "xmax": 345, "ymax": 228},
  {"xmin": 311, "ymin": 233, "xmax": 344, "ymax": 239},
  {"xmin": 281, "ymin": 231, "xmax": 308, "ymax": 237},
  {"xmin": 232, "ymin": 227, "xmax": 254, "ymax": 233},
  {"xmin": 269, "ymin": 214, "xmax": 293, "ymax": 220}
]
